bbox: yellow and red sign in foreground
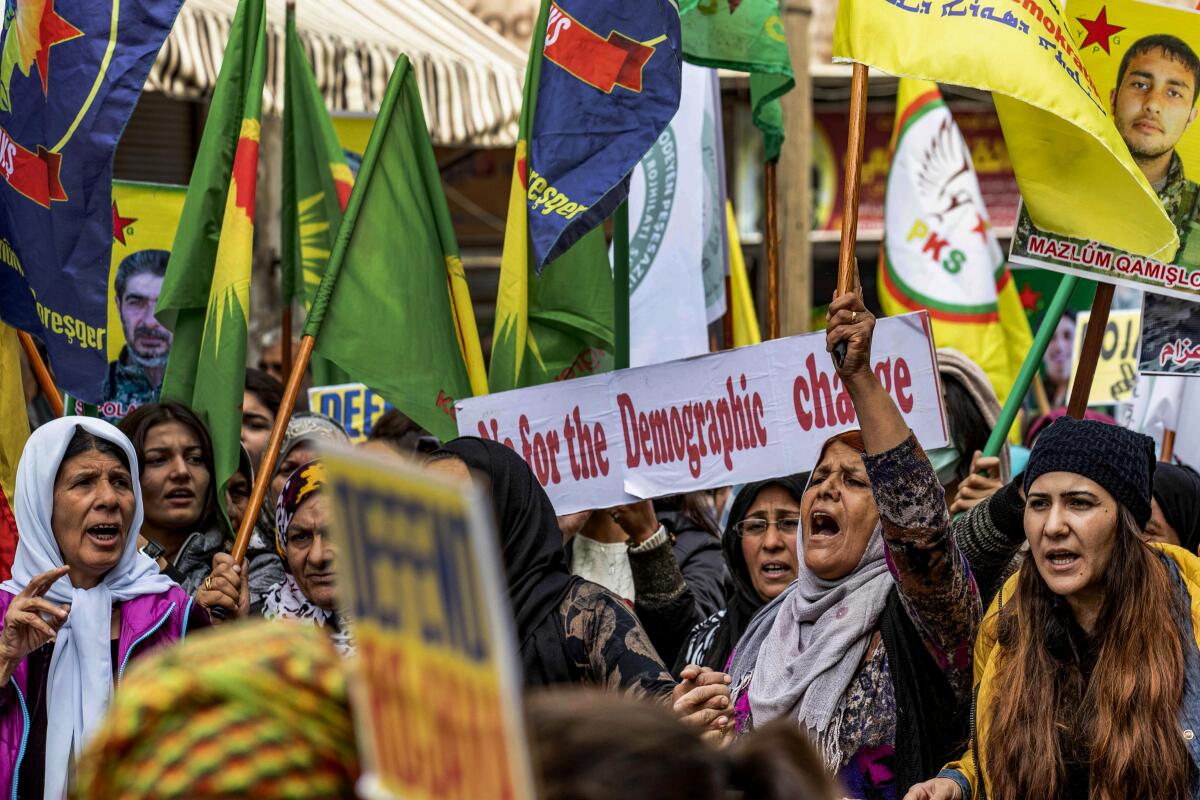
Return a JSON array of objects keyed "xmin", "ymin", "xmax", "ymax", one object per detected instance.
[{"xmin": 323, "ymin": 449, "xmax": 534, "ymax": 800}]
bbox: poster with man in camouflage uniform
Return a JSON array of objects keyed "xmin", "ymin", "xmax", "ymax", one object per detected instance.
[
  {"xmin": 94, "ymin": 181, "xmax": 186, "ymax": 421},
  {"xmin": 1010, "ymin": 0, "xmax": 1200, "ymax": 302}
]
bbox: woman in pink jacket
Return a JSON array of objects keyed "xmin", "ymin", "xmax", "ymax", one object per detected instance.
[{"xmin": 0, "ymin": 418, "xmax": 206, "ymax": 799}]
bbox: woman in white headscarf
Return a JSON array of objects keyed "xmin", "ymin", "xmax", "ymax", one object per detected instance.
[{"xmin": 0, "ymin": 418, "xmax": 207, "ymax": 799}]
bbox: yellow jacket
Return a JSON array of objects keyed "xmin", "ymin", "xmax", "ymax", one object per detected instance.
[{"xmin": 940, "ymin": 543, "xmax": 1200, "ymax": 798}]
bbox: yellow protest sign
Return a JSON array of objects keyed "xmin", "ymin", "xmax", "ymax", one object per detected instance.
[
  {"xmin": 833, "ymin": 0, "xmax": 1178, "ymax": 262},
  {"xmin": 331, "ymin": 114, "xmax": 374, "ymax": 160},
  {"xmin": 308, "ymin": 383, "xmax": 395, "ymax": 441},
  {"xmin": 1010, "ymin": 0, "xmax": 1200, "ymax": 299},
  {"xmin": 1069, "ymin": 308, "xmax": 1141, "ymax": 406},
  {"xmin": 323, "ymin": 449, "xmax": 534, "ymax": 800}
]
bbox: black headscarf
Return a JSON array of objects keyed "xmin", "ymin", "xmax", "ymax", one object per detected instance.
[
  {"xmin": 1154, "ymin": 463, "xmax": 1200, "ymax": 553},
  {"xmin": 698, "ymin": 473, "xmax": 808, "ymax": 671},
  {"xmin": 432, "ymin": 438, "xmax": 581, "ymax": 683}
]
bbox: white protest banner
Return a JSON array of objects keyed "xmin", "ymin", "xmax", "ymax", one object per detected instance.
[
  {"xmin": 308, "ymin": 383, "xmax": 395, "ymax": 442},
  {"xmin": 464, "ymin": 372, "xmax": 632, "ymax": 512},
  {"xmin": 456, "ymin": 312, "xmax": 947, "ymax": 513}
]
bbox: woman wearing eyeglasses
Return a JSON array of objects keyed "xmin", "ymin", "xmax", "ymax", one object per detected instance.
[
  {"xmin": 673, "ymin": 475, "xmax": 807, "ymax": 675},
  {"xmin": 725, "ymin": 292, "xmax": 981, "ymax": 800}
]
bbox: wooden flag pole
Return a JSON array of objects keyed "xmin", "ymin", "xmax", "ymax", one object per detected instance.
[
  {"xmin": 17, "ymin": 332, "xmax": 64, "ymax": 418},
  {"xmin": 1162, "ymin": 429, "xmax": 1177, "ymax": 463},
  {"xmin": 1065, "ymin": 282, "xmax": 1115, "ymax": 420},
  {"xmin": 765, "ymin": 159, "xmax": 780, "ymax": 340},
  {"xmin": 231, "ymin": 334, "xmax": 316, "ymax": 563},
  {"xmin": 833, "ymin": 63, "xmax": 869, "ymax": 366}
]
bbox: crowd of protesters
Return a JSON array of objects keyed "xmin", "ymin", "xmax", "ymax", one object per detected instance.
[{"xmin": 4, "ymin": 288, "xmax": 1199, "ymax": 800}]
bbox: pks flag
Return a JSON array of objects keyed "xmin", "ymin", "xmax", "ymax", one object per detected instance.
[
  {"xmin": 727, "ymin": 202, "xmax": 761, "ymax": 347},
  {"xmin": 0, "ymin": 0, "xmax": 184, "ymax": 402},
  {"xmin": 679, "ymin": 0, "xmax": 794, "ymax": 161},
  {"xmin": 281, "ymin": 4, "xmax": 354, "ymax": 386},
  {"xmin": 525, "ymin": 0, "xmax": 683, "ymax": 269},
  {"xmin": 157, "ymin": 0, "xmax": 266, "ymax": 529},
  {"xmin": 490, "ymin": 0, "xmax": 618, "ymax": 392},
  {"xmin": 833, "ymin": 0, "xmax": 1179, "ymax": 262},
  {"xmin": 627, "ymin": 64, "xmax": 726, "ymax": 367},
  {"xmin": 303, "ymin": 55, "xmax": 488, "ymax": 443},
  {"xmin": 879, "ymin": 79, "xmax": 1033, "ymax": 404}
]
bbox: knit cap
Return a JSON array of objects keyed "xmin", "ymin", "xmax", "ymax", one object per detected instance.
[{"xmin": 1023, "ymin": 417, "xmax": 1156, "ymax": 527}]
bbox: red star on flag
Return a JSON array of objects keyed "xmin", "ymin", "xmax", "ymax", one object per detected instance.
[
  {"xmin": 1076, "ymin": 7, "xmax": 1125, "ymax": 55},
  {"xmin": 34, "ymin": 2, "xmax": 85, "ymax": 95},
  {"xmin": 1018, "ymin": 283, "xmax": 1042, "ymax": 312},
  {"xmin": 112, "ymin": 202, "xmax": 137, "ymax": 245},
  {"xmin": 971, "ymin": 213, "xmax": 991, "ymax": 244}
]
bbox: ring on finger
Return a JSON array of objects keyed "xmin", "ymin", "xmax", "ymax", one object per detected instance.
[
  {"xmin": 851, "ymin": 310, "xmax": 859, "ymax": 324},
  {"xmin": 203, "ymin": 576, "xmax": 213, "ymax": 592}
]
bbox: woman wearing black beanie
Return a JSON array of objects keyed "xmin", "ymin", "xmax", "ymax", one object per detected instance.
[{"xmin": 906, "ymin": 418, "xmax": 1200, "ymax": 800}]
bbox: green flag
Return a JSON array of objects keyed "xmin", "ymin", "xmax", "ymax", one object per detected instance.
[
  {"xmin": 157, "ymin": 0, "xmax": 266, "ymax": 532},
  {"xmin": 303, "ymin": 56, "xmax": 487, "ymax": 442},
  {"xmin": 488, "ymin": 0, "xmax": 614, "ymax": 393},
  {"xmin": 682, "ymin": 0, "xmax": 794, "ymax": 161},
  {"xmin": 281, "ymin": 4, "xmax": 353, "ymax": 386}
]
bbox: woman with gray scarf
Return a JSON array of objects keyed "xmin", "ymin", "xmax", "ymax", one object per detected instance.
[{"xmin": 726, "ymin": 292, "xmax": 981, "ymax": 799}]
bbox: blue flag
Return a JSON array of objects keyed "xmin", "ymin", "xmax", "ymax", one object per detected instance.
[
  {"xmin": 0, "ymin": 0, "xmax": 183, "ymax": 402},
  {"xmin": 528, "ymin": 0, "xmax": 682, "ymax": 271}
]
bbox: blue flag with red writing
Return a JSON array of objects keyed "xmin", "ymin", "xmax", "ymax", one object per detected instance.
[
  {"xmin": 0, "ymin": 0, "xmax": 183, "ymax": 402},
  {"xmin": 527, "ymin": 0, "xmax": 682, "ymax": 271}
]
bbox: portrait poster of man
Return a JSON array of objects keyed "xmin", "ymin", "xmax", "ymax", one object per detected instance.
[
  {"xmin": 1009, "ymin": 0, "xmax": 1200, "ymax": 302},
  {"xmin": 98, "ymin": 181, "xmax": 186, "ymax": 422}
]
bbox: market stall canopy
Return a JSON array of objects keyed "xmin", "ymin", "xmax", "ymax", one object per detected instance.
[{"xmin": 147, "ymin": 0, "xmax": 524, "ymax": 146}]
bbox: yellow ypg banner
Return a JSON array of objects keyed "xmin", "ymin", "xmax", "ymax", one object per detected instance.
[{"xmin": 833, "ymin": 0, "xmax": 1178, "ymax": 262}]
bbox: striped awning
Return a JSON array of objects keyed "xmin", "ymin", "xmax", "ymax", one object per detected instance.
[{"xmin": 147, "ymin": 0, "xmax": 525, "ymax": 147}]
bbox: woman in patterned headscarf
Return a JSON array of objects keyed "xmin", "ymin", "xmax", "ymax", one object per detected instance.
[{"xmin": 198, "ymin": 460, "xmax": 353, "ymax": 656}]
